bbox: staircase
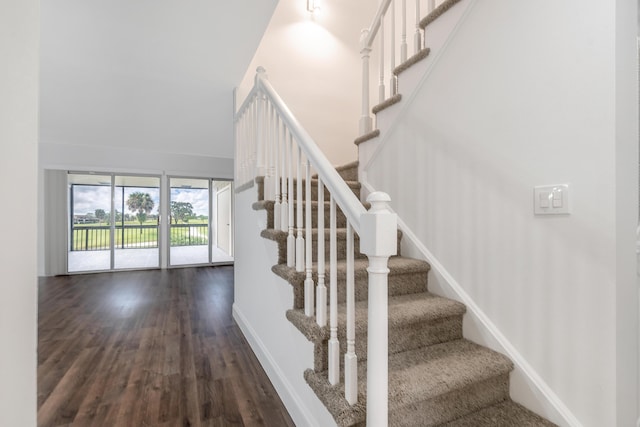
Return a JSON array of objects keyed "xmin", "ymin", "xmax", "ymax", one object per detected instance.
[
  {"xmin": 234, "ymin": 0, "xmax": 562, "ymax": 425},
  {"xmin": 252, "ymin": 163, "xmax": 555, "ymax": 426}
]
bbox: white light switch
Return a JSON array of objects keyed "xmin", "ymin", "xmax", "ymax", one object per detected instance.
[
  {"xmin": 539, "ymin": 192, "xmax": 550, "ymax": 208},
  {"xmin": 534, "ymin": 184, "xmax": 570, "ymax": 215}
]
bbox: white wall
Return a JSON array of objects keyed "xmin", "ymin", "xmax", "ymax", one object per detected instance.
[
  {"xmin": 39, "ymin": 0, "xmax": 278, "ymax": 161},
  {"xmin": 0, "ymin": 1, "xmax": 39, "ymax": 425},
  {"xmin": 233, "ymin": 185, "xmax": 337, "ymax": 427},
  {"xmin": 614, "ymin": 0, "xmax": 639, "ymax": 424},
  {"xmin": 236, "ymin": 0, "xmax": 378, "ymax": 166},
  {"xmin": 362, "ymin": 1, "xmax": 637, "ymax": 426}
]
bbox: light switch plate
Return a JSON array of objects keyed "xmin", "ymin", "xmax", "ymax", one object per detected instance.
[{"xmin": 534, "ymin": 184, "xmax": 570, "ymax": 215}]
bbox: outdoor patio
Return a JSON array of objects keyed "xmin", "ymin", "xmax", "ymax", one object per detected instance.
[{"xmin": 68, "ymin": 245, "xmax": 233, "ymax": 273}]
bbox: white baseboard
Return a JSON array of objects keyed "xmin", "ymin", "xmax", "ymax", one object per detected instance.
[
  {"xmin": 359, "ymin": 179, "xmax": 583, "ymax": 427},
  {"xmin": 232, "ymin": 303, "xmax": 319, "ymax": 427}
]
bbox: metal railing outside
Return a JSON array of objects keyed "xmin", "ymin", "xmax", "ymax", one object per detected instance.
[{"xmin": 71, "ymin": 225, "xmax": 159, "ymax": 251}]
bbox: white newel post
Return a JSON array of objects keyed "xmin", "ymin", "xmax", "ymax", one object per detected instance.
[
  {"xmin": 359, "ymin": 29, "xmax": 373, "ymax": 135},
  {"xmin": 360, "ymin": 192, "xmax": 397, "ymax": 427}
]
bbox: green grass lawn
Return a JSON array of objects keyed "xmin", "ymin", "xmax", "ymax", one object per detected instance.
[{"xmin": 72, "ymin": 220, "xmax": 209, "ymax": 250}]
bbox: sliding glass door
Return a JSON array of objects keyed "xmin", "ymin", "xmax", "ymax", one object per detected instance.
[
  {"xmin": 68, "ymin": 174, "xmax": 112, "ymax": 272},
  {"xmin": 169, "ymin": 177, "xmax": 234, "ymax": 266},
  {"xmin": 169, "ymin": 178, "xmax": 210, "ymax": 266},
  {"xmin": 68, "ymin": 173, "xmax": 231, "ymax": 272},
  {"xmin": 67, "ymin": 173, "xmax": 160, "ymax": 273},
  {"xmin": 113, "ymin": 175, "xmax": 160, "ymax": 270}
]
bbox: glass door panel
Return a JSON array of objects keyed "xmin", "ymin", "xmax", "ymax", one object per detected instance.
[
  {"xmin": 169, "ymin": 178, "xmax": 210, "ymax": 266},
  {"xmin": 213, "ymin": 181, "xmax": 234, "ymax": 262},
  {"xmin": 113, "ymin": 175, "xmax": 160, "ymax": 270},
  {"xmin": 67, "ymin": 173, "xmax": 113, "ymax": 273}
]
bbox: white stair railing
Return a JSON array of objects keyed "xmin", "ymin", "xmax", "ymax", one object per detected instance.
[
  {"xmin": 235, "ymin": 67, "xmax": 397, "ymax": 425},
  {"xmin": 359, "ymin": 0, "xmax": 443, "ymax": 135}
]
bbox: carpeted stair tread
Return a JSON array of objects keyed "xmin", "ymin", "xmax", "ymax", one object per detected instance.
[
  {"xmin": 287, "ymin": 291, "xmax": 465, "ymax": 346},
  {"xmin": 394, "ymin": 48, "xmax": 431, "ymax": 76},
  {"xmin": 419, "ymin": 0, "xmax": 463, "ymax": 29},
  {"xmin": 354, "ymin": 129, "xmax": 380, "ymax": 146},
  {"xmin": 260, "ymin": 227, "xmax": 372, "ymax": 243},
  {"xmin": 443, "ymin": 400, "xmax": 557, "ymax": 426},
  {"xmin": 305, "ymin": 339, "xmax": 513, "ymax": 427},
  {"xmin": 311, "ymin": 161, "xmax": 359, "ymax": 182},
  {"xmin": 272, "ymin": 255, "xmax": 427, "ymax": 300},
  {"xmin": 373, "ymin": 93, "xmax": 402, "ymax": 114},
  {"xmin": 273, "ymin": 255, "xmax": 429, "ymax": 309},
  {"xmin": 253, "ymin": 199, "xmax": 370, "ymax": 230},
  {"xmin": 256, "ymin": 175, "xmax": 360, "ymax": 187},
  {"xmin": 260, "ymin": 228, "xmax": 402, "ymax": 265},
  {"xmin": 385, "ymin": 339, "xmax": 512, "ymax": 407},
  {"xmin": 255, "ymin": 175, "xmax": 361, "ymax": 200}
]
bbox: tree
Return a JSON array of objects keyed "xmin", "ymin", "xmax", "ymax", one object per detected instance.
[
  {"xmin": 94, "ymin": 209, "xmax": 107, "ymax": 224},
  {"xmin": 126, "ymin": 192, "xmax": 155, "ymax": 231},
  {"xmin": 170, "ymin": 201, "xmax": 194, "ymax": 224}
]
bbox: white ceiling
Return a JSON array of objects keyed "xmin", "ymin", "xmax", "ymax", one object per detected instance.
[{"xmin": 40, "ymin": 0, "xmax": 278, "ymax": 159}]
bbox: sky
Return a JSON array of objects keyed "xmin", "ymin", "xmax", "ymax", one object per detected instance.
[
  {"xmin": 170, "ymin": 188, "xmax": 209, "ymax": 216},
  {"xmin": 72, "ymin": 185, "xmax": 161, "ymax": 216},
  {"xmin": 71, "ymin": 185, "xmax": 209, "ymax": 217}
]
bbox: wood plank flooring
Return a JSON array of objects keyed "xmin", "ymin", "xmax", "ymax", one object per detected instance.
[{"xmin": 38, "ymin": 266, "xmax": 295, "ymax": 427}]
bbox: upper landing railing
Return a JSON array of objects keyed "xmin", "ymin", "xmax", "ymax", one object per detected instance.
[
  {"xmin": 359, "ymin": 0, "xmax": 444, "ymax": 134},
  {"xmin": 235, "ymin": 68, "xmax": 397, "ymax": 426}
]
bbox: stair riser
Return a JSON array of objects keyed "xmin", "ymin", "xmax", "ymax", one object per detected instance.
[
  {"xmin": 285, "ymin": 268, "xmax": 425, "ymax": 310},
  {"xmin": 258, "ymin": 179, "xmax": 360, "ymax": 201},
  {"xmin": 312, "ymin": 316, "xmax": 463, "ymax": 372},
  {"xmin": 389, "ymin": 374, "xmax": 510, "ymax": 426},
  {"xmin": 335, "ymin": 164, "xmax": 358, "ymax": 181}
]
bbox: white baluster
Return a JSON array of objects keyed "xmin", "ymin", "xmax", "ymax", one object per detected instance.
[
  {"xmin": 250, "ymin": 106, "xmax": 254, "ymax": 181},
  {"xmin": 234, "ymin": 116, "xmax": 240, "ymax": 184},
  {"xmin": 256, "ymin": 86, "xmax": 265, "ymax": 180},
  {"xmin": 304, "ymin": 160, "xmax": 314, "ymax": 317},
  {"xmin": 389, "ymin": 0, "xmax": 396, "ymax": 96},
  {"xmin": 414, "ymin": 0, "xmax": 421, "ymax": 54},
  {"xmin": 255, "ymin": 67, "xmax": 267, "ymax": 177},
  {"xmin": 236, "ymin": 110, "xmax": 242, "ymax": 184},
  {"xmin": 401, "ymin": 0, "xmax": 407, "ymax": 62},
  {"xmin": 295, "ymin": 145, "xmax": 304, "ymax": 272},
  {"xmin": 287, "ymin": 133, "xmax": 295, "ymax": 267},
  {"xmin": 253, "ymin": 96, "xmax": 258, "ymax": 179},
  {"xmin": 344, "ymin": 221, "xmax": 357, "ymax": 405},
  {"xmin": 361, "ymin": 192, "xmax": 398, "ymax": 426},
  {"xmin": 379, "ymin": 16, "xmax": 386, "ymax": 103},
  {"xmin": 359, "ymin": 29, "xmax": 373, "ymax": 135},
  {"xmin": 263, "ymin": 101, "xmax": 273, "ymax": 200},
  {"xmin": 280, "ymin": 122, "xmax": 288, "ymax": 232},
  {"xmin": 273, "ymin": 109, "xmax": 281, "ymax": 229},
  {"xmin": 316, "ymin": 179, "xmax": 326, "ymax": 327},
  {"xmin": 328, "ymin": 196, "xmax": 339, "ymax": 385}
]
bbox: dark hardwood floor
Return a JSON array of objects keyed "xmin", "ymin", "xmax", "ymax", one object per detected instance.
[{"xmin": 38, "ymin": 266, "xmax": 295, "ymax": 427}]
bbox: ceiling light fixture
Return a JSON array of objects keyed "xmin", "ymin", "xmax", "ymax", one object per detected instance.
[{"xmin": 307, "ymin": 0, "xmax": 321, "ymax": 14}]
